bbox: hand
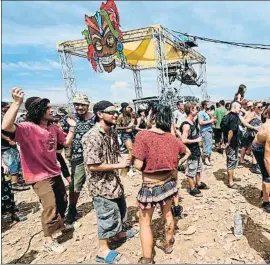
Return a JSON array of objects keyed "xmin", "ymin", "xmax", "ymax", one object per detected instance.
[
  {"xmin": 196, "ymin": 136, "xmax": 202, "ymax": 143},
  {"xmin": 8, "ymin": 140, "xmax": 16, "ymax": 146},
  {"xmin": 67, "ymin": 117, "xmax": 76, "ymax": 127},
  {"xmin": 2, "ymin": 164, "xmax": 9, "ymax": 174},
  {"xmin": 11, "ymin": 87, "xmax": 24, "ymax": 105},
  {"xmin": 66, "ymin": 176, "xmax": 72, "ymax": 184},
  {"xmin": 118, "ymin": 157, "xmax": 131, "ymax": 168}
]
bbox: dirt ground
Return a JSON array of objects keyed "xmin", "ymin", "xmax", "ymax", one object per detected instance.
[{"xmin": 2, "ymin": 151, "xmax": 270, "ymax": 264}]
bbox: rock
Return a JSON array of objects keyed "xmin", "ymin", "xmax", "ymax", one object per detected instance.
[
  {"xmin": 182, "ymin": 225, "xmax": 197, "ymax": 235},
  {"xmin": 76, "ymin": 256, "xmax": 85, "ymax": 263},
  {"xmin": 10, "ymin": 237, "xmax": 21, "ymax": 245},
  {"xmin": 198, "ymin": 247, "xmax": 208, "ymax": 257},
  {"xmin": 74, "ymin": 222, "xmax": 82, "ymax": 229}
]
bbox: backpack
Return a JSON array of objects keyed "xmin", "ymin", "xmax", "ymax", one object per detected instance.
[{"xmin": 220, "ymin": 114, "xmax": 231, "ymax": 135}]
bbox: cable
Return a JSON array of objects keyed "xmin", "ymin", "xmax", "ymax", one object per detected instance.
[
  {"xmin": 169, "ymin": 29, "xmax": 270, "ymax": 50},
  {"xmin": 14, "ymin": 229, "xmax": 43, "ymax": 264}
]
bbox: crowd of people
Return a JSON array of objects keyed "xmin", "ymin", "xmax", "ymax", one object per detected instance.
[{"xmin": 1, "ymin": 84, "xmax": 270, "ymax": 264}]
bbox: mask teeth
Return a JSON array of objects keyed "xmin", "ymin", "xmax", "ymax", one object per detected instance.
[{"xmin": 97, "ymin": 61, "xmax": 104, "ymax": 73}]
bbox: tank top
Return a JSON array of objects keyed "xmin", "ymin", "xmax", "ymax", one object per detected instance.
[{"xmin": 180, "ymin": 121, "xmax": 201, "ymax": 160}]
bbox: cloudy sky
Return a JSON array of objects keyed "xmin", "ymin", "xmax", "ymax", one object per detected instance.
[{"xmin": 2, "ymin": 1, "xmax": 270, "ymax": 104}]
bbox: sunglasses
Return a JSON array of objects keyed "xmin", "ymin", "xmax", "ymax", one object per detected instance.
[
  {"xmin": 257, "ymin": 106, "xmax": 263, "ymax": 109},
  {"xmin": 101, "ymin": 110, "xmax": 119, "ymax": 115}
]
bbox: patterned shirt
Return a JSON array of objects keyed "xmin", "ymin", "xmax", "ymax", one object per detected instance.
[
  {"xmin": 82, "ymin": 123, "xmax": 124, "ymax": 199},
  {"xmin": 61, "ymin": 113, "xmax": 95, "ymax": 162}
]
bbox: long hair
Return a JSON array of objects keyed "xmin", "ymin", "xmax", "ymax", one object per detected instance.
[
  {"xmin": 26, "ymin": 98, "xmax": 51, "ymax": 124},
  {"xmin": 155, "ymin": 105, "xmax": 172, "ymax": 133}
]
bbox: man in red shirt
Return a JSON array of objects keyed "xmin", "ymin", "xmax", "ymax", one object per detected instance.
[{"xmin": 2, "ymin": 87, "xmax": 77, "ymax": 253}]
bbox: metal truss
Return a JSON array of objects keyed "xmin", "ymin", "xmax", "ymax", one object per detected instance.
[
  {"xmin": 133, "ymin": 70, "xmax": 143, "ymax": 99},
  {"xmin": 57, "ymin": 25, "xmax": 207, "ymax": 105},
  {"xmin": 58, "ymin": 48, "xmax": 77, "ymax": 107}
]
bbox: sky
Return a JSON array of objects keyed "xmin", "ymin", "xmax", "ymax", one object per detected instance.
[{"xmin": 2, "ymin": 1, "xmax": 270, "ymax": 104}]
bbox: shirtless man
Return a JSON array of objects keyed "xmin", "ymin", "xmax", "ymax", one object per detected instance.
[{"xmin": 251, "ymin": 105, "xmax": 270, "ymax": 213}]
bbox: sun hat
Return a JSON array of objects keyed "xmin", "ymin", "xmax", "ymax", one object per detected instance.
[{"xmin": 72, "ymin": 94, "xmax": 90, "ymax": 105}]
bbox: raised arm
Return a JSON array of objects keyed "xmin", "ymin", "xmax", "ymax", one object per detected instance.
[
  {"xmin": 2, "ymin": 88, "xmax": 24, "ymax": 133},
  {"xmin": 61, "ymin": 117, "xmax": 77, "ymax": 147}
]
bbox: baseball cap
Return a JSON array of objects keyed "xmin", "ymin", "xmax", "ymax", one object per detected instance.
[{"xmin": 93, "ymin": 100, "xmax": 114, "ymax": 114}]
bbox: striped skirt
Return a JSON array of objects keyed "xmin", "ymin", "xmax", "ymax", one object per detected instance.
[{"xmin": 137, "ymin": 179, "xmax": 178, "ymax": 210}]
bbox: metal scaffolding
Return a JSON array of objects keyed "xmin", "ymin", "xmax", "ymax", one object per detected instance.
[
  {"xmin": 57, "ymin": 25, "xmax": 208, "ymax": 107},
  {"xmin": 58, "ymin": 48, "xmax": 77, "ymax": 107},
  {"xmin": 133, "ymin": 70, "xmax": 143, "ymax": 99}
]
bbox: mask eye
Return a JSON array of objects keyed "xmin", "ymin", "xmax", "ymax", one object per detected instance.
[
  {"xmin": 95, "ymin": 41, "xmax": 102, "ymax": 51},
  {"xmin": 106, "ymin": 35, "xmax": 115, "ymax": 47}
]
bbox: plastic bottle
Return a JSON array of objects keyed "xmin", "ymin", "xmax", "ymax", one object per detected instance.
[{"xmin": 234, "ymin": 208, "xmax": 243, "ymax": 239}]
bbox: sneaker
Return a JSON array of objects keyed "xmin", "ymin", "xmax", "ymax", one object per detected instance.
[
  {"xmin": 43, "ymin": 241, "xmax": 66, "ymax": 253},
  {"xmin": 197, "ymin": 182, "xmax": 210, "ymax": 190},
  {"xmin": 262, "ymin": 202, "xmax": 270, "ymax": 213},
  {"xmin": 62, "ymin": 222, "xmax": 74, "ymax": 233},
  {"xmin": 65, "ymin": 206, "xmax": 77, "ymax": 224},
  {"xmin": 171, "ymin": 205, "xmax": 183, "ymax": 217},
  {"xmin": 250, "ymin": 164, "xmax": 261, "ymax": 174},
  {"xmin": 190, "ymin": 188, "xmax": 203, "ymax": 197},
  {"xmin": 12, "ymin": 183, "xmax": 30, "ymax": 191}
]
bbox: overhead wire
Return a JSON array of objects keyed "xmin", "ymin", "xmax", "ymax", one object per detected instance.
[{"xmin": 168, "ymin": 29, "xmax": 270, "ymax": 50}]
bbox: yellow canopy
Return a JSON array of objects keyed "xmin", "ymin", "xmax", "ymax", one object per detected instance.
[{"xmin": 123, "ymin": 38, "xmax": 184, "ymax": 67}]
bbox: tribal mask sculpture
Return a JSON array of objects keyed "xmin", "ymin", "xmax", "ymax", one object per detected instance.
[{"xmin": 82, "ymin": 0, "xmax": 126, "ymax": 73}]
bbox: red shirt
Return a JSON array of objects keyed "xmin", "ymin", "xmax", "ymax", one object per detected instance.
[
  {"xmin": 14, "ymin": 122, "xmax": 66, "ymax": 184},
  {"xmin": 133, "ymin": 130, "xmax": 186, "ymax": 173}
]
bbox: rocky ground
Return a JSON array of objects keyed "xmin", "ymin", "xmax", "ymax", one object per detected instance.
[{"xmin": 2, "ymin": 151, "xmax": 270, "ymax": 264}]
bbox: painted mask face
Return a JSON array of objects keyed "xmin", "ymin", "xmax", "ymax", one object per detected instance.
[
  {"xmin": 83, "ymin": 0, "xmax": 126, "ymax": 73},
  {"xmin": 86, "ymin": 13, "xmax": 117, "ymax": 73}
]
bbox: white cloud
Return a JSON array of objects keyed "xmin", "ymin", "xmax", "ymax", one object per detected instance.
[
  {"xmin": 2, "ymin": 59, "xmax": 61, "ymax": 71},
  {"xmin": 2, "ymin": 23, "xmax": 83, "ymax": 47},
  {"xmin": 17, "ymin": 72, "xmax": 32, "ymax": 76},
  {"xmin": 110, "ymin": 81, "xmax": 135, "ymax": 103}
]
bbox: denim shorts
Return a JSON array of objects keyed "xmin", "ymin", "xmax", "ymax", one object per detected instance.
[
  {"xmin": 186, "ymin": 158, "xmax": 203, "ymax": 178},
  {"xmin": 93, "ymin": 195, "xmax": 127, "ymax": 239},
  {"xmin": 2, "ymin": 148, "xmax": 22, "ymax": 175},
  {"xmin": 121, "ymin": 133, "xmax": 133, "ymax": 144}
]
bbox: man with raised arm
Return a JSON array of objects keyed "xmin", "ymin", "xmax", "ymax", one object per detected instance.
[{"xmin": 2, "ymin": 87, "xmax": 77, "ymax": 253}]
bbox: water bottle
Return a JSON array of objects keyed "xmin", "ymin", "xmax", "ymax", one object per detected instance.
[{"xmin": 234, "ymin": 209, "xmax": 243, "ymax": 239}]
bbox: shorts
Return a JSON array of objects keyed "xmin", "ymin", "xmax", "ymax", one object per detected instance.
[
  {"xmin": 121, "ymin": 133, "xmax": 134, "ymax": 144},
  {"xmin": 93, "ymin": 195, "xmax": 127, "ymax": 239},
  {"xmin": 186, "ymin": 158, "xmax": 203, "ymax": 178},
  {"xmin": 137, "ymin": 179, "xmax": 178, "ymax": 210},
  {"xmin": 2, "ymin": 148, "xmax": 22, "ymax": 175},
  {"xmin": 252, "ymin": 143, "xmax": 270, "ymax": 183},
  {"xmin": 226, "ymin": 146, "xmax": 239, "ymax": 171},
  {"xmin": 201, "ymin": 130, "xmax": 213, "ymax": 156},
  {"xmin": 214, "ymin": 128, "xmax": 222, "ymax": 144},
  {"xmin": 70, "ymin": 160, "xmax": 86, "ymax": 192}
]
